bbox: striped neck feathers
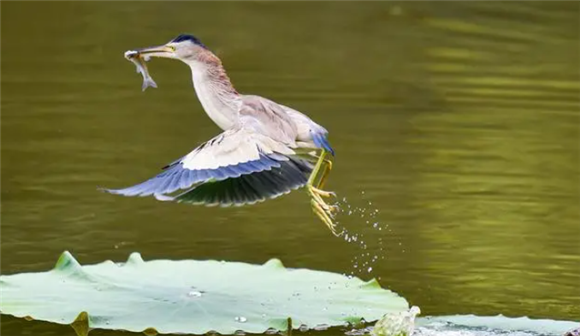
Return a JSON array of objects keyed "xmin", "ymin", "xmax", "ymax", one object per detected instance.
[{"xmin": 185, "ymin": 51, "xmax": 241, "ymax": 130}]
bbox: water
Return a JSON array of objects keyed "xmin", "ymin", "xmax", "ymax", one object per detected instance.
[
  {"xmin": 2, "ymin": 2, "xmax": 579, "ymax": 336},
  {"xmin": 187, "ymin": 290, "xmax": 202, "ymax": 298},
  {"xmin": 235, "ymin": 316, "xmax": 247, "ymax": 324}
]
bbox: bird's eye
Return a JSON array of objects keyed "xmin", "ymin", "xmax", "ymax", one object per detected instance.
[{"xmin": 168, "ymin": 46, "xmax": 176, "ymax": 52}]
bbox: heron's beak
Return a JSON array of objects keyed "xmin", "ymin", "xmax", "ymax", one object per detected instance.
[{"xmin": 134, "ymin": 45, "xmax": 176, "ymax": 58}]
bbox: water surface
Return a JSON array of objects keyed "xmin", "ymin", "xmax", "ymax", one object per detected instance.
[{"xmin": 2, "ymin": 2, "xmax": 579, "ymax": 335}]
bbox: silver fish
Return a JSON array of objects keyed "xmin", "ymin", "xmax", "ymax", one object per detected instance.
[{"xmin": 124, "ymin": 50, "xmax": 157, "ymax": 91}]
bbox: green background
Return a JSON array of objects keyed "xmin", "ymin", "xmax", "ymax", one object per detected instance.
[{"xmin": 2, "ymin": 2, "xmax": 579, "ymax": 335}]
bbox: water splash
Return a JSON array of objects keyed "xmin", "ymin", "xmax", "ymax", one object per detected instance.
[
  {"xmin": 345, "ymin": 314, "xmax": 578, "ymax": 336},
  {"xmin": 336, "ymin": 193, "xmax": 398, "ymax": 277},
  {"xmin": 415, "ymin": 315, "xmax": 579, "ymax": 336},
  {"xmin": 187, "ymin": 290, "xmax": 202, "ymax": 297}
]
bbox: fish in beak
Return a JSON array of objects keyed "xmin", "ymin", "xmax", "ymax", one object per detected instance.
[{"xmin": 124, "ymin": 50, "xmax": 159, "ymax": 91}]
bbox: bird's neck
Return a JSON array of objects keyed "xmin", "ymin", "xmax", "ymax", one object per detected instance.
[{"xmin": 186, "ymin": 53, "xmax": 241, "ymax": 130}]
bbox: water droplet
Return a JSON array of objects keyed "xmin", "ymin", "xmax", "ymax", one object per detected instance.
[
  {"xmin": 235, "ymin": 316, "xmax": 247, "ymax": 323},
  {"xmin": 367, "ymin": 267, "xmax": 373, "ymax": 273},
  {"xmin": 373, "ymin": 222, "xmax": 378, "ymax": 228},
  {"xmin": 187, "ymin": 291, "xmax": 202, "ymax": 297}
]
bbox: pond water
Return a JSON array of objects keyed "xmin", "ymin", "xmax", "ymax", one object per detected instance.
[{"xmin": 1, "ymin": 2, "xmax": 579, "ymax": 336}]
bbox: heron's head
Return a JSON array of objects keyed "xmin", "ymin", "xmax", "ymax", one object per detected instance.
[{"xmin": 133, "ymin": 34, "xmax": 208, "ymax": 62}]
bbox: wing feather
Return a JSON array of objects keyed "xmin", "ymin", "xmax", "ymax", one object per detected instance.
[
  {"xmin": 171, "ymin": 157, "xmax": 312, "ymax": 206},
  {"xmin": 103, "ymin": 121, "xmax": 297, "ymax": 197}
]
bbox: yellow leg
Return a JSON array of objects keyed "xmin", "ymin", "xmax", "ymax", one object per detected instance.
[
  {"xmin": 307, "ymin": 149, "xmax": 327, "ymax": 185},
  {"xmin": 307, "ymin": 149, "xmax": 339, "ymax": 235},
  {"xmin": 318, "ymin": 159, "xmax": 333, "ymax": 189}
]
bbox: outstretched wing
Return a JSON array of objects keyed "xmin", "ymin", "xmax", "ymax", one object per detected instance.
[
  {"xmin": 170, "ymin": 156, "xmax": 313, "ymax": 206},
  {"xmin": 103, "ymin": 124, "xmax": 297, "ymax": 197}
]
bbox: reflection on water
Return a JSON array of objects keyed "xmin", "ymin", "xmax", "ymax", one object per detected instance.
[{"xmin": 1, "ymin": 2, "xmax": 579, "ymax": 335}]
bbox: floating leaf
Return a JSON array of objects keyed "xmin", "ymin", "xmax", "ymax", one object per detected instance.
[{"xmin": 0, "ymin": 251, "xmax": 408, "ymax": 335}]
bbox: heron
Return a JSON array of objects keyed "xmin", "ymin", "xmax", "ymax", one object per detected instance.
[{"xmin": 104, "ymin": 34, "xmax": 339, "ymax": 235}]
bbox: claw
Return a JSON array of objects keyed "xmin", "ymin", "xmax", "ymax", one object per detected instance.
[
  {"xmin": 307, "ymin": 186, "xmax": 337, "ymax": 211},
  {"xmin": 310, "ymin": 186, "xmax": 336, "ymax": 198},
  {"xmin": 319, "ymin": 201, "xmax": 338, "ymax": 213},
  {"xmin": 311, "ymin": 199, "xmax": 339, "ymax": 236},
  {"xmin": 328, "ymin": 204, "xmax": 340, "ymax": 214}
]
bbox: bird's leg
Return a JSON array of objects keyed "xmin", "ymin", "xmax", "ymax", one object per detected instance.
[
  {"xmin": 309, "ymin": 161, "xmax": 339, "ymax": 211},
  {"xmin": 307, "ymin": 149, "xmax": 327, "ymax": 186},
  {"xmin": 313, "ymin": 155, "xmax": 337, "ymax": 212},
  {"xmin": 318, "ymin": 158, "xmax": 333, "ymax": 189},
  {"xmin": 307, "ymin": 150, "xmax": 336, "ymax": 210},
  {"xmin": 307, "ymin": 149, "xmax": 339, "ymax": 235}
]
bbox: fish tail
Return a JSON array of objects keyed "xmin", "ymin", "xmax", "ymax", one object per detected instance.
[{"xmin": 142, "ymin": 78, "xmax": 158, "ymax": 91}]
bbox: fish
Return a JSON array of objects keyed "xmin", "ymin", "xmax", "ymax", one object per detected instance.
[{"xmin": 124, "ymin": 50, "xmax": 157, "ymax": 91}]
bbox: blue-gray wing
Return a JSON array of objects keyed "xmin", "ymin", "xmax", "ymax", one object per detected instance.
[
  {"xmin": 103, "ymin": 123, "xmax": 299, "ymax": 198},
  {"xmin": 170, "ymin": 156, "xmax": 313, "ymax": 206}
]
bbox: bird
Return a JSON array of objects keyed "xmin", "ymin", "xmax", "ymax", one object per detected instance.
[{"xmin": 104, "ymin": 34, "xmax": 339, "ymax": 235}]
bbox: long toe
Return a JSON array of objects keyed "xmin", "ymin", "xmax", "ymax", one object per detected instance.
[
  {"xmin": 311, "ymin": 199, "xmax": 338, "ymax": 235},
  {"xmin": 308, "ymin": 190, "xmax": 337, "ymax": 214},
  {"xmin": 328, "ymin": 204, "xmax": 340, "ymax": 214},
  {"xmin": 310, "ymin": 186, "xmax": 336, "ymax": 198}
]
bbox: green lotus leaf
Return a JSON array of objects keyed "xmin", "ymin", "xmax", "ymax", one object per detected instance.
[{"xmin": 0, "ymin": 251, "xmax": 409, "ymax": 335}]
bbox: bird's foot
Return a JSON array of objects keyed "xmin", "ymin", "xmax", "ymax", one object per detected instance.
[
  {"xmin": 309, "ymin": 186, "xmax": 336, "ymax": 198},
  {"xmin": 311, "ymin": 200, "xmax": 340, "ymax": 236},
  {"xmin": 308, "ymin": 186, "xmax": 340, "ymax": 236}
]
